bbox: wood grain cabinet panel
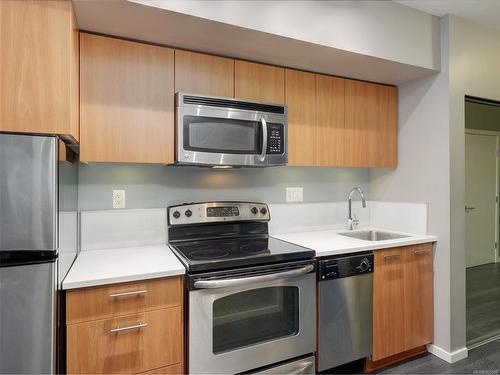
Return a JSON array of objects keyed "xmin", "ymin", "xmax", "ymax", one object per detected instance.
[
  {"xmin": 235, "ymin": 61, "xmax": 285, "ymax": 104},
  {"xmin": 139, "ymin": 364, "xmax": 183, "ymax": 375},
  {"xmin": 403, "ymin": 243, "xmax": 434, "ymax": 350},
  {"xmin": 80, "ymin": 33, "xmax": 174, "ymax": 163},
  {"xmin": 345, "ymin": 80, "xmax": 397, "ymax": 167},
  {"xmin": 66, "ymin": 308, "xmax": 182, "ymax": 374},
  {"xmin": 373, "ymin": 248, "xmax": 405, "ymax": 361},
  {"xmin": 0, "ymin": 0, "xmax": 79, "ymax": 141},
  {"xmin": 66, "ymin": 277, "xmax": 182, "ymax": 324},
  {"xmin": 315, "ymin": 74, "xmax": 345, "ymax": 166},
  {"xmin": 285, "ymin": 69, "xmax": 317, "ymax": 166},
  {"xmin": 175, "ymin": 50, "xmax": 234, "ymax": 97},
  {"xmin": 372, "ymin": 244, "xmax": 434, "ymax": 362}
]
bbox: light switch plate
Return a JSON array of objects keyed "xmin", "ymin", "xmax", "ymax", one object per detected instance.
[
  {"xmin": 113, "ymin": 190, "xmax": 125, "ymax": 208},
  {"xmin": 286, "ymin": 187, "xmax": 303, "ymax": 202}
]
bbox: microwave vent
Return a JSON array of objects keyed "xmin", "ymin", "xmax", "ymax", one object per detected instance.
[{"xmin": 183, "ymin": 95, "xmax": 285, "ymax": 114}]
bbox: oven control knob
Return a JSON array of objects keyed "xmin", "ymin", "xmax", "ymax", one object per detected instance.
[
  {"xmin": 185, "ymin": 209, "xmax": 192, "ymax": 217},
  {"xmin": 260, "ymin": 207, "xmax": 268, "ymax": 215},
  {"xmin": 173, "ymin": 210, "xmax": 181, "ymax": 219},
  {"xmin": 251, "ymin": 207, "xmax": 258, "ymax": 214}
]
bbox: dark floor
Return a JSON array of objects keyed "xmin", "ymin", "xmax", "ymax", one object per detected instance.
[
  {"xmin": 380, "ymin": 338, "xmax": 500, "ymax": 374},
  {"xmin": 466, "ymin": 262, "xmax": 500, "ymax": 345}
]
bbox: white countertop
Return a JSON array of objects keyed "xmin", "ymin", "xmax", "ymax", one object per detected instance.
[
  {"xmin": 273, "ymin": 227, "xmax": 437, "ymax": 257},
  {"xmin": 62, "ymin": 245, "xmax": 185, "ymax": 290}
]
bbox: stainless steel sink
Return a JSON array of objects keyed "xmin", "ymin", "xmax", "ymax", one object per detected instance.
[{"xmin": 338, "ymin": 230, "xmax": 409, "ymax": 241}]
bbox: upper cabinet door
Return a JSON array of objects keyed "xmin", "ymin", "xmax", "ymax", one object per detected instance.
[
  {"xmin": 345, "ymin": 80, "xmax": 398, "ymax": 167},
  {"xmin": 285, "ymin": 69, "xmax": 317, "ymax": 166},
  {"xmin": 234, "ymin": 61, "xmax": 284, "ymax": 104},
  {"xmin": 175, "ymin": 50, "xmax": 234, "ymax": 98},
  {"xmin": 316, "ymin": 74, "xmax": 345, "ymax": 167},
  {"xmin": 0, "ymin": 0, "xmax": 79, "ymax": 141},
  {"xmin": 80, "ymin": 33, "xmax": 174, "ymax": 163}
]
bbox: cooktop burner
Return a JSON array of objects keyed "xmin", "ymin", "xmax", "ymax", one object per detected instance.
[{"xmin": 167, "ymin": 201, "xmax": 315, "ymax": 273}]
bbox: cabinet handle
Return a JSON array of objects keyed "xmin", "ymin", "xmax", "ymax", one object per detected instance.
[
  {"xmin": 383, "ymin": 254, "xmax": 401, "ymax": 260},
  {"xmin": 414, "ymin": 249, "xmax": 431, "ymax": 255},
  {"xmin": 109, "ymin": 289, "xmax": 147, "ymax": 298},
  {"xmin": 110, "ymin": 322, "xmax": 148, "ymax": 333}
]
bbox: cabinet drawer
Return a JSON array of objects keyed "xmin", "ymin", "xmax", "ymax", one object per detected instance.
[
  {"xmin": 67, "ymin": 308, "xmax": 182, "ymax": 374},
  {"xmin": 139, "ymin": 364, "xmax": 183, "ymax": 374},
  {"xmin": 66, "ymin": 277, "xmax": 182, "ymax": 324}
]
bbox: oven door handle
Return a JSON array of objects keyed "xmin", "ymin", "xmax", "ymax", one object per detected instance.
[
  {"xmin": 289, "ymin": 360, "xmax": 314, "ymax": 374},
  {"xmin": 193, "ymin": 264, "xmax": 314, "ymax": 289},
  {"xmin": 258, "ymin": 117, "xmax": 268, "ymax": 162}
]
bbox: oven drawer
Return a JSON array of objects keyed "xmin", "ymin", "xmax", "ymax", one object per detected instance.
[
  {"xmin": 66, "ymin": 277, "xmax": 182, "ymax": 324},
  {"xmin": 67, "ymin": 308, "xmax": 182, "ymax": 374}
]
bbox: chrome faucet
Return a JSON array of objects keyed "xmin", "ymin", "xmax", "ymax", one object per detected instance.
[{"xmin": 347, "ymin": 187, "xmax": 366, "ymax": 230}]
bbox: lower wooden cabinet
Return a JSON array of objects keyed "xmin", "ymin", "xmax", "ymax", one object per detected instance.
[
  {"xmin": 372, "ymin": 244, "xmax": 434, "ymax": 362},
  {"xmin": 66, "ymin": 276, "xmax": 184, "ymax": 374}
]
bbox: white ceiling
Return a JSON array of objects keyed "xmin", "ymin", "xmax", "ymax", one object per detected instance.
[{"xmin": 395, "ymin": 0, "xmax": 500, "ymax": 30}]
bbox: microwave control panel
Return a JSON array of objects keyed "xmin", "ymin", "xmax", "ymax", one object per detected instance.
[{"xmin": 267, "ymin": 123, "xmax": 285, "ymax": 154}]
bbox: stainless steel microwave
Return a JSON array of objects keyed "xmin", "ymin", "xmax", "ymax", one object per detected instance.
[{"xmin": 175, "ymin": 93, "xmax": 287, "ymax": 167}]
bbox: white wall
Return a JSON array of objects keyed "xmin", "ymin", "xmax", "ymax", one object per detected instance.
[
  {"xmin": 133, "ymin": 0, "xmax": 440, "ymax": 70},
  {"xmin": 78, "ymin": 164, "xmax": 370, "ymax": 211},
  {"xmin": 371, "ymin": 15, "xmax": 500, "ymax": 358},
  {"xmin": 448, "ymin": 15, "xmax": 500, "ymax": 350}
]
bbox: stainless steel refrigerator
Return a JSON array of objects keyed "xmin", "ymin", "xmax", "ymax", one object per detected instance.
[{"xmin": 0, "ymin": 133, "xmax": 78, "ymax": 374}]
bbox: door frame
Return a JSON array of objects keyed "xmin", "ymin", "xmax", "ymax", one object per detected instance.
[{"xmin": 465, "ymin": 129, "xmax": 500, "ymax": 263}]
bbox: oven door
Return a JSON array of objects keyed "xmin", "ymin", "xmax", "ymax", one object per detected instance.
[
  {"xmin": 188, "ymin": 264, "xmax": 315, "ymax": 374},
  {"xmin": 177, "ymin": 105, "xmax": 287, "ymax": 167}
]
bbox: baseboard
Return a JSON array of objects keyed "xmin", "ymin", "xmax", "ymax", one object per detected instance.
[{"xmin": 427, "ymin": 344, "xmax": 468, "ymax": 363}]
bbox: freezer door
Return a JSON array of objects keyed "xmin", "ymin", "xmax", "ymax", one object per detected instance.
[
  {"xmin": 0, "ymin": 134, "xmax": 57, "ymax": 251},
  {"xmin": 0, "ymin": 261, "xmax": 56, "ymax": 374}
]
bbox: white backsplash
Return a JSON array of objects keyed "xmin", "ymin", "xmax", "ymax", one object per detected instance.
[
  {"xmin": 78, "ymin": 201, "xmax": 429, "ymax": 251},
  {"xmin": 80, "ymin": 208, "xmax": 166, "ymax": 251}
]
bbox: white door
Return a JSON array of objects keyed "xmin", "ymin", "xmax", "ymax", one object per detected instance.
[{"xmin": 465, "ymin": 133, "xmax": 498, "ymax": 268}]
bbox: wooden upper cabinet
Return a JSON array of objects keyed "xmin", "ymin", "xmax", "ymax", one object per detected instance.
[
  {"xmin": 175, "ymin": 50, "xmax": 234, "ymax": 97},
  {"xmin": 0, "ymin": 0, "xmax": 79, "ymax": 141},
  {"xmin": 234, "ymin": 61, "xmax": 285, "ymax": 104},
  {"xmin": 80, "ymin": 33, "xmax": 175, "ymax": 163},
  {"xmin": 345, "ymin": 80, "xmax": 397, "ymax": 167},
  {"xmin": 403, "ymin": 243, "xmax": 434, "ymax": 351},
  {"xmin": 316, "ymin": 75, "xmax": 345, "ymax": 166},
  {"xmin": 285, "ymin": 69, "xmax": 317, "ymax": 166}
]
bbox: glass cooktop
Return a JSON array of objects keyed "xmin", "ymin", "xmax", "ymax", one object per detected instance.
[{"xmin": 169, "ymin": 236, "xmax": 314, "ymax": 273}]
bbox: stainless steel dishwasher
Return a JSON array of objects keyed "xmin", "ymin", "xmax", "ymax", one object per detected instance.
[{"xmin": 317, "ymin": 252, "xmax": 374, "ymax": 371}]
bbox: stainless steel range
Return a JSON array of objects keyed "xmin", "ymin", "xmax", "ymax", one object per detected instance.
[{"xmin": 167, "ymin": 202, "xmax": 316, "ymax": 375}]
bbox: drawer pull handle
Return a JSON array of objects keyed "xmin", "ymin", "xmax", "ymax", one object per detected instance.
[
  {"xmin": 109, "ymin": 290, "xmax": 147, "ymax": 298},
  {"xmin": 110, "ymin": 322, "xmax": 148, "ymax": 333},
  {"xmin": 383, "ymin": 254, "xmax": 401, "ymax": 260},
  {"xmin": 414, "ymin": 249, "xmax": 431, "ymax": 255}
]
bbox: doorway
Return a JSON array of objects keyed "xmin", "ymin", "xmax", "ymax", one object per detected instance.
[{"xmin": 465, "ymin": 98, "xmax": 500, "ymax": 348}]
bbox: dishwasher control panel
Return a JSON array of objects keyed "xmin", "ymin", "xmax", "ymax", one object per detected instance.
[{"xmin": 318, "ymin": 252, "xmax": 373, "ymax": 280}]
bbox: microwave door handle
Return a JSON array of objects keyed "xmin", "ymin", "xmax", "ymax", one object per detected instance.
[
  {"xmin": 193, "ymin": 264, "xmax": 314, "ymax": 289},
  {"xmin": 259, "ymin": 117, "xmax": 268, "ymax": 162}
]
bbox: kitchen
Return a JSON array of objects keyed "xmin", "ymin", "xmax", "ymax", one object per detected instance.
[{"xmin": 1, "ymin": 1, "xmax": 500, "ymax": 374}]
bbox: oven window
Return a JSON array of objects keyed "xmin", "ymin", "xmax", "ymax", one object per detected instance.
[
  {"xmin": 184, "ymin": 116, "xmax": 260, "ymax": 154},
  {"xmin": 212, "ymin": 286, "xmax": 299, "ymax": 354}
]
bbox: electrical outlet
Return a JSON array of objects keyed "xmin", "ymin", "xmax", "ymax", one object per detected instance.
[
  {"xmin": 113, "ymin": 190, "xmax": 125, "ymax": 209},
  {"xmin": 286, "ymin": 187, "xmax": 303, "ymax": 202}
]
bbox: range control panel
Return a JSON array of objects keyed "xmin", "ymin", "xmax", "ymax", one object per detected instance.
[
  {"xmin": 318, "ymin": 253, "xmax": 374, "ymax": 281},
  {"xmin": 168, "ymin": 201, "xmax": 270, "ymax": 226}
]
